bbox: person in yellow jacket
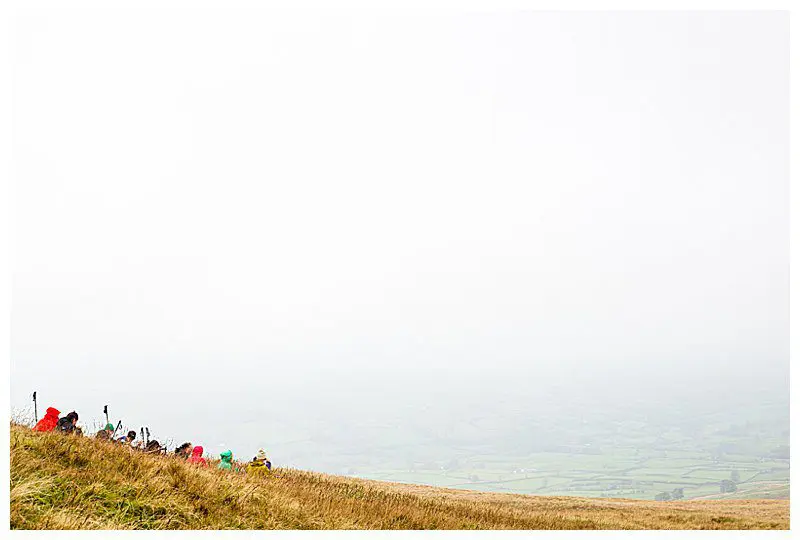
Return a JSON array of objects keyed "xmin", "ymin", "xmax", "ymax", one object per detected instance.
[{"xmin": 246, "ymin": 448, "xmax": 272, "ymax": 475}]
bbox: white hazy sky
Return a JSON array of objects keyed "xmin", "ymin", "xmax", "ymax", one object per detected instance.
[{"xmin": 11, "ymin": 10, "xmax": 787, "ymax": 449}]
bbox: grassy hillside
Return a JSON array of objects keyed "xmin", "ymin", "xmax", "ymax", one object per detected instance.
[{"xmin": 10, "ymin": 425, "xmax": 789, "ymax": 530}]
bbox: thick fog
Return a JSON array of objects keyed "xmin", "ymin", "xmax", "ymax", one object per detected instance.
[{"xmin": 11, "ymin": 10, "xmax": 787, "ymax": 475}]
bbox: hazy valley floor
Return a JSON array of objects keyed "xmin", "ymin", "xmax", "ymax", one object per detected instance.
[{"xmin": 10, "ymin": 425, "xmax": 789, "ymax": 530}]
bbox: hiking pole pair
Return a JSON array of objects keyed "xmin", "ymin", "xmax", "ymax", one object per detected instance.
[{"xmin": 139, "ymin": 427, "xmax": 150, "ymax": 448}]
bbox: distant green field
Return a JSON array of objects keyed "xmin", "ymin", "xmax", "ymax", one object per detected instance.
[
  {"xmin": 645, "ymin": 459, "xmax": 709, "ymax": 469},
  {"xmin": 359, "ymin": 450, "xmax": 789, "ymax": 502},
  {"xmin": 348, "ymin": 395, "xmax": 788, "ymax": 502},
  {"xmin": 750, "ymin": 470, "xmax": 790, "ymax": 482},
  {"xmin": 683, "ymin": 485, "xmax": 725, "ymax": 498},
  {"xmin": 684, "ymin": 469, "xmax": 746, "ymax": 481}
]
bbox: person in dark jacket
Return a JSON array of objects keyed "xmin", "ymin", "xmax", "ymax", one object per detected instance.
[
  {"xmin": 145, "ymin": 440, "xmax": 162, "ymax": 454},
  {"xmin": 174, "ymin": 442, "xmax": 193, "ymax": 459},
  {"xmin": 56, "ymin": 411, "xmax": 79, "ymax": 434}
]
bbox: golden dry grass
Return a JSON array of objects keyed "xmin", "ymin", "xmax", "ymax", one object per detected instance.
[{"xmin": 9, "ymin": 424, "xmax": 789, "ymax": 530}]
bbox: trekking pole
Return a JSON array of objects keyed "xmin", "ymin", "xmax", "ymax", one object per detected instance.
[
  {"xmin": 140, "ymin": 427, "xmax": 145, "ymax": 448},
  {"xmin": 104, "ymin": 405, "xmax": 109, "ymax": 426},
  {"xmin": 145, "ymin": 427, "xmax": 150, "ymax": 446},
  {"xmin": 32, "ymin": 392, "xmax": 38, "ymax": 424},
  {"xmin": 112, "ymin": 420, "xmax": 122, "ymax": 439}
]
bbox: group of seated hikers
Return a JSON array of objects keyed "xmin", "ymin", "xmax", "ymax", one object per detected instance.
[{"xmin": 31, "ymin": 405, "xmax": 272, "ymax": 474}]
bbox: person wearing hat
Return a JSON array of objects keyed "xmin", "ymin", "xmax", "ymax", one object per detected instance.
[
  {"xmin": 247, "ymin": 448, "xmax": 272, "ymax": 476},
  {"xmin": 96, "ymin": 423, "xmax": 115, "ymax": 440}
]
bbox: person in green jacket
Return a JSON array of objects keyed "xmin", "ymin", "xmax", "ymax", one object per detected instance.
[{"xmin": 218, "ymin": 450, "xmax": 234, "ymax": 471}]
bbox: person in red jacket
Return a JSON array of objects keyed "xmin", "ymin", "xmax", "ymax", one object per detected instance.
[
  {"xmin": 32, "ymin": 407, "xmax": 60, "ymax": 432},
  {"xmin": 186, "ymin": 445, "xmax": 208, "ymax": 466}
]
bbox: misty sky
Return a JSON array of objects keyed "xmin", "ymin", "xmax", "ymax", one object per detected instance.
[{"xmin": 11, "ymin": 10, "xmax": 787, "ymax": 462}]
